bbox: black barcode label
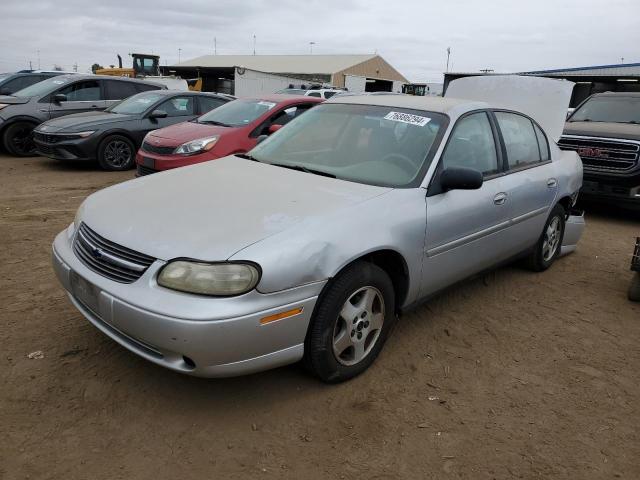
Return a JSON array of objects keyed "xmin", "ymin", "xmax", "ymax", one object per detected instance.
[{"xmin": 383, "ymin": 111, "xmax": 430, "ymax": 126}]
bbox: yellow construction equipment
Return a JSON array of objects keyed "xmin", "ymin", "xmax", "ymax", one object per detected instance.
[{"xmin": 96, "ymin": 53, "xmax": 202, "ymax": 91}]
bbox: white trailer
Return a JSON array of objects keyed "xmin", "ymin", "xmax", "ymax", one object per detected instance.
[{"xmin": 234, "ymin": 67, "xmax": 316, "ymax": 97}]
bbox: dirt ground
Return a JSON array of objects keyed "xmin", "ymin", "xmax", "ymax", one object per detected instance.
[{"xmin": 1, "ymin": 155, "xmax": 639, "ymax": 480}]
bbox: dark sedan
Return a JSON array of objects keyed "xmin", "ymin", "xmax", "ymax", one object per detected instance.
[{"xmin": 33, "ymin": 90, "xmax": 231, "ymax": 170}]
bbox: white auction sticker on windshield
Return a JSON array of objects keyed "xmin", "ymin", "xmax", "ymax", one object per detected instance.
[
  {"xmin": 383, "ymin": 111, "xmax": 430, "ymax": 126},
  {"xmin": 257, "ymin": 101, "xmax": 276, "ymax": 109}
]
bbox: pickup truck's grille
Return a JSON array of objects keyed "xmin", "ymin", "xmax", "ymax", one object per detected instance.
[
  {"xmin": 558, "ymin": 136, "xmax": 640, "ymax": 173},
  {"xmin": 73, "ymin": 223, "xmax": 155, "ymax": 283},
  {"xmin": 141, "ymin": 141, "xmax": 176, "ymax": 155}
]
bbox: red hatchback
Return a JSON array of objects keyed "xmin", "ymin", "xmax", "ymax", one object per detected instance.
[{"xmin": 136, "ymin": 94, "xmax": 323, "ymax": 175}]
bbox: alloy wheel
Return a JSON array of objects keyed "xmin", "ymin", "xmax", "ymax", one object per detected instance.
[
  {"xmin": 332, "ymin": 286, "xmax": 385, "ymax": 366},
  {"xmin": 542, "ymin": 216, "xmax": 562, "ymax": 261},
  {"xmin": 104, "ymin": 140, "xmax": 132, "ymax": 168}
]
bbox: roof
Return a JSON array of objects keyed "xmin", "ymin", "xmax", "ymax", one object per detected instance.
[
  {"xmin": 241, "ymin": 93, "xmax": 325, "ymax": 104},
  {"xmin": 593, "ymin": 91, "xmax": 640, "ymax": 98},
  {"xmin": 329, "ymin": 93, "xmax": 485, "ymax": 116},
  {"xmin": 173, "ymin": 54, "xmax": 378, "ymax": 74},
  {"xmin": 524, "ymin": 62, "xmax": 640, "ymax": 74}
]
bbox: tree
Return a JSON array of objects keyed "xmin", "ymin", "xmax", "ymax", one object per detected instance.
[{"xmin": 91, "ymin": 63, "xmax": 104, "ymax": 73}]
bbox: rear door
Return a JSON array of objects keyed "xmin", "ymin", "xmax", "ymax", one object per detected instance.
[
  {"xmin": 492, "ymin": 110, "xmax": 557, "ymax": 254},
  {"xmin": 422, "ymin": 110, "xmax": 511, "ymax": 296},
  {"xmin": 104, "ymin": 80, "xmax": 140, "ymax": 108},
  {"xmin": 47, "ymin": 79, "xmax": 105, "ymax": 119},
  {"xmin": 197, "ymin": 95, "xmax": 228, "ymax": 115}
]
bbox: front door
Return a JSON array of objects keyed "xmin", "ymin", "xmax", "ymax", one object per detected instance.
[
  {"xmin": 422, "ymin": 111, "xmax": 511, "ymax": 296},
  {"xmin": 48, "ymin": 79, "xmax": 106, "ymax": 119}
]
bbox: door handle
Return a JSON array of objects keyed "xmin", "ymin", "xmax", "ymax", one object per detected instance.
[
  {"xmin": 547, "ymin": 178, "xmax": 557, "ymax": 188},
  {"xmin": 494, "ymin": 192, "xmax": 507, "ymax": 205}
]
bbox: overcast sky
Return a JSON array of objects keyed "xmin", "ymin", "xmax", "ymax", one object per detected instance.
[{"xmin": 1, "ymin": 0, "xmax": 638, "ymax": 82}]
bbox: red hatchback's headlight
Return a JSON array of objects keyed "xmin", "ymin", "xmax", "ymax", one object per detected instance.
[{"xmin": 174, "ymin": 135, "xmax": 220, "ymax": 155}]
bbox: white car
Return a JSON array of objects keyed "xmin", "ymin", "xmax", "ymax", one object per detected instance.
[{"xmin": 277, "ymin": 87, "xmax": 344, "ymax": 99}]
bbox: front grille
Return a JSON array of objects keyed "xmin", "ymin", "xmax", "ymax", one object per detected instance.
[
  {"xmin": 137, "ymin": 164, "xmax": 157, "ymax": 176},
  {"xmin": 36, "ymin": 144, "xmax": 55, "ymax": 156},
  {"xmin": 34, "ymin": 132, "xmax": 62, "ymax": 144},
  {"xmin": 141, "ymin": 141, "xmax": 176, "ymax": 155},
  {"xmin": 558, "ymin": 136, "xmax": 640, "ymax": 173},
  {"xmin": 73, "ymin": 223, "xmax": 155, "ymax": 283}
]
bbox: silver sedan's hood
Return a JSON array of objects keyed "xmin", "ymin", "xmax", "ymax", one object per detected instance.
[{"xmin": 78, "ymin": 156, "xmax": 391, "ymax": 261}]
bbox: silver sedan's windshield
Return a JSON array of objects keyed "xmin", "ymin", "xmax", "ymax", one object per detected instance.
[{"xmin": 250, "ymin": 103, "xmax": 447, "ymax": 187}]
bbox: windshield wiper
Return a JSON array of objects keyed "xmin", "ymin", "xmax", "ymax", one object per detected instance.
[
  {"xmin": 198, "ymin": 120, "xmax": 230, "ymax": 127},
  {"xmin": 269, "ymin": 162, "xmax": 336, "ymax": 178},
  {"xmin": 235, "ymin": 153, "xmax": 260, "ymax": 162}
]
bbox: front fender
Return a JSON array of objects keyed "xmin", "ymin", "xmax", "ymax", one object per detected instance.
[{"xmin": 229, "ymin": 188, "xmax": 427, "ymax": 306}]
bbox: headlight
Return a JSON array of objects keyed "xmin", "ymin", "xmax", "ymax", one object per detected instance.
[
  {"xmin": 174, "ymin": 135, "xmax": 219, "ymax": 155},
  {"xmin": 157, "ymin": 261, "xmax": 260, "ymax": 296},
  {"xmin": 68, "ymin": 130, "xmax": 95, "ymax": 138}
]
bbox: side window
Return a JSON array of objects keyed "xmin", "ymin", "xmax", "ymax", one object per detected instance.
[
  {"xmin": 105, "ymin": 81, "xmax": 139, "ymax": 100},
  {"xmin": 57, "ymin": 80, "xmax": 101, "ymax": 101},
  {"xmin": 441, "ymin": 112, "xmax": 499, "ymax": 176},
  {"xmin": 199, "ymin": 96, "xmax": 226, "ymax": 114},
  {"xmin": 323, "ymin": 91, "xmax": 337, "ymax": 99},
  {"xmin": 495, "ymin": 112, "xmax": 541, "ymax": 168},
  {"xmin": 533, "ymin": 123, "xmax": 550, "ymax": 161},
  {"xmin": 307, "ymin": 92, "xmax": 322, "ymax": 98},
  {"xmin": 135, "ymin": 83, "xmax": 161, "ymax": 93},
  {"xmin": 157, "ymin": 96, "xmax": 195, "ymax": 117},
  {"xmin": 271, "ymin": 104, "xmax": 314, "ymax": 126}
]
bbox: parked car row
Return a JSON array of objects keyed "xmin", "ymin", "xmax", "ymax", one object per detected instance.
[
  {"xmin": 0, "ymin": 74, "xmax": 166, "ymax": 156},
  {"xmin": 51, "ymin": 75, "xmax": 586, "ymax": 382},
  {"xmin": 33, "ymin": 90, "xmax": 233, "ymax": 170}
]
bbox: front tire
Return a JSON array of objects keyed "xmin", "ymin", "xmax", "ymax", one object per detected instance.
[
  {"xmin": 304, "ymin": 261, "xmax": 396, "ymax": 383},
  {"xmin": 3, "ymin": 121, "xmax": 37, "ymax": 157},
  {"xmin": 526, "ymin": 204, "xmax": 565, "ymax": 271},
  {"xmin": 97, "ymin": 135, "xmax": 136, "ymax": 171}
]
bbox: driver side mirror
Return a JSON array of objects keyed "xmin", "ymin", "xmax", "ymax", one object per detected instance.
[
  {"xmin": 53, "ymin": 93, "xmax": 67, "ymax": 104},
  {"xmin": 268, "ymin": 124, "xmax": 283, "ymax": 134},
  {"xmin": 0, "ymin": 87, "xmax": 11, "ymax": 96},
  {"xmin": 440, "ymin": 167, "xmax": 483, "ymax": 191},
  {"xmin": 149, "ymin": 109, "xmax": 168, "ymax": 120},
  {"xmin": 256, "ymin": 134, "xmax": 269, "ymax": 144}
]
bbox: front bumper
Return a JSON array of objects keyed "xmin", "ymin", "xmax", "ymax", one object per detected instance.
[
  {"xmin": 580, "ymin": 173, "xmax": 640, "ymax": 205},
  {"xmin": 136, "ymin": 149, "xmax": 215, "ymax": 173},
  {"xmin": 52, "ymin": 227, "xmax": 324, "ymax": 377},
  {"xmin": 33, "ymin": 135, "xmax": 97, "ymax": 161}
]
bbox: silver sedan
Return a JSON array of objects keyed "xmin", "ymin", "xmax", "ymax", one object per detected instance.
[{"xmin": 52, "ymin": 76, "xmax": 585, "ymax": 382}]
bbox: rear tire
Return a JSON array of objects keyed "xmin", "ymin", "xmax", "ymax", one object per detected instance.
[
  {"xmin": 97, "ymin": 135, "xmax": 136, "ymax": 171},
  {"xmin": 304, "ymin": 261, "xmax": 396, "ymax": 383},
  {"xmin": 526, "ymin": 204, "xmax": 565, "ymax": 272},
  {"xmin": 629, "ymin": 273, "xmax": 640, "ymax": 302},
  {"xmin": 3, "ymin": 121, "xmax": 37, "ymax": 157}
]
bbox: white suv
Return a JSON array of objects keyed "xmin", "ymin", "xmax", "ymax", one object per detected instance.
[{"xmin": 277, "ymin": 88, "xmax": 344, "ymax": 99}]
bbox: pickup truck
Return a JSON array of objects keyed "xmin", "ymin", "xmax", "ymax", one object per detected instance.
[{"xmin": 558, "ymin": 92, "xmax": 640, "ymax": 208}]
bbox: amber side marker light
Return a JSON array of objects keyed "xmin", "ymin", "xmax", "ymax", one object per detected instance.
[{"xmin": 260, "ymin": 307, "xmax": 304, "ymax": 325}]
